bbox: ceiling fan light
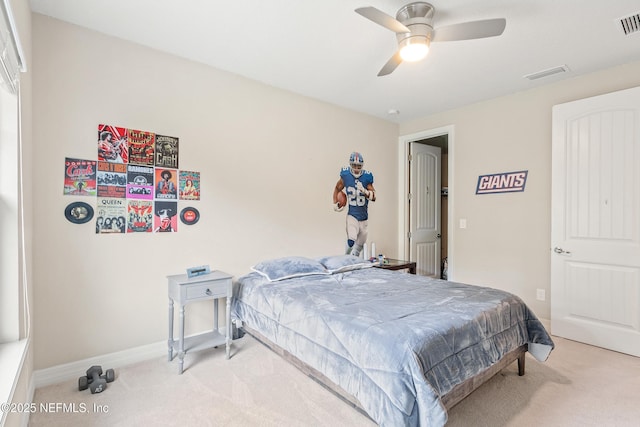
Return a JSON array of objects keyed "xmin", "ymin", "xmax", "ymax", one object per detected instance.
[{"xmin": 399, "ymin": 38, "xmax": 429, "ymax": 62}]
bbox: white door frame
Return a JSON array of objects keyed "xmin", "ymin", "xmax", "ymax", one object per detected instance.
[{"xmin": 398, "ymin": 125, "xmax": 455, "ymax": 279}]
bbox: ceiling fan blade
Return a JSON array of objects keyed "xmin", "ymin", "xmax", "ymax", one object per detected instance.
[
  {"xmin": 378, "ymin": 52, "xmax": 403, "ymax": 77},
  {"xmin": 432, "ymin": 18, "xmax": 506, "ymax": 42},
  {"xmin": 355, "ymin": 7, "xmax": 411, "ymax": 33}
]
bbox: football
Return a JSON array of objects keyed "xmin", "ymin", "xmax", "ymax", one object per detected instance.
[{"xmin": 337, "ymin": 191, "xmax": 347, "ymax": 208}]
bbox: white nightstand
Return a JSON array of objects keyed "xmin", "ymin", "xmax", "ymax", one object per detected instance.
[{"xmin": 167, "ymin": 270, "xmax": 233, "ymax": 374}]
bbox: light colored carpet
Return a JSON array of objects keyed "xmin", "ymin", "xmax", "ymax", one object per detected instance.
[{"xmin": 29, "ymin": 334, "xmax": 640, "ymax": 426}]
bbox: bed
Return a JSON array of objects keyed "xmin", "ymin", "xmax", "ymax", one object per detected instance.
[{"xmin": 231, "ymin": 255, "xmax": 554, "ymax": 426}]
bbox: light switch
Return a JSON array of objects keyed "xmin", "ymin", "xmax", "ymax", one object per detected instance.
[{"xmin": 459, "ymin": 218, "xmax": 467, "ymax": 229}]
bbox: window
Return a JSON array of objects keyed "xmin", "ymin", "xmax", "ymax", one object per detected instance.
[
  {"xmin": 0, "ymin": 0, "xmax": 28, "ymax": 421},
  {"xmin": 0, "ymin": 0, "xmax": 26, "ymax": 345},
  {"xmin": 0, "ymin": 78, "xmax": 19, "ymax": 343}
]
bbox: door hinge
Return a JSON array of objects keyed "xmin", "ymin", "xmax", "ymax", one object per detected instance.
[
  {"xmin": 408, "ymin": 193, "xmax": 412, "ymax": 201},
  {"xmin": 408, "ymin": 154, "xmax": 412, "ymax": 162},
  {"xmin": 407, "ymin": 231, "xmax": 412, "ymax": 239}
]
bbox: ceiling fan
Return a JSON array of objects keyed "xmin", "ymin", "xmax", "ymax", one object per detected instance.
[{"xmin": 356, "ymin": 2, "xmax": 506, "ymax": 76}]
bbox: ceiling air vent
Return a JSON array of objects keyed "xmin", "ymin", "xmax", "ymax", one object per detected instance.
[
  {"xmin": 523, "ymin": 65, "xmax": 569, "ymax": 81},
  {"xmin": 618, "ymin": 12, "xmax": 640, "ymax": 35}
]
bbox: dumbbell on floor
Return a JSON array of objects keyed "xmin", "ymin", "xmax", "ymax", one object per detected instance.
[{"xmin": 78, "ymin": 365, "xmax": 115, "ymax": 394}]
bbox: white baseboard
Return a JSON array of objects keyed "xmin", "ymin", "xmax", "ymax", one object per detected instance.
[
  {"xmin": 33, "ymin": 340, "xmax": 166, "ymax": 389},
  {"xmin": 31, "ymin": 319, "xmax": 551, "ymax": 391}
]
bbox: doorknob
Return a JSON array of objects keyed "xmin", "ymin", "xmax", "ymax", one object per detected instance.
[
  {"xmin": 436, "ymin": 234, "xmax": 441, "ymax": 238},
  {"xmin": 553, "ymin": 247, "xmax": 571, "ymax": 254}
]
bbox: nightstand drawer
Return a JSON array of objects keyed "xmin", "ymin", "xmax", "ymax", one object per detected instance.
[{"xmin": 185, "ymin": 283, "xmax": 227, "ymax": 300}]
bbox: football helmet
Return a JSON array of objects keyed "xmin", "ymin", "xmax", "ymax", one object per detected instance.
[{"xmin": 349, "ymin": 152, "xmax": 364, "ymax": 177}]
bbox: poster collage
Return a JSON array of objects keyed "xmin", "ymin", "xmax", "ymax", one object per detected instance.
[{"xmin": 63, "ymin": 124, "xmax": 200, "ymax": 233}]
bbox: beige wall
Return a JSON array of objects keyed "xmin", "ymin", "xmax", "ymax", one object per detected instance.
[
  {"xmin": 400, "ymin": 61, "xmax": 640, "ymax": 318},
  {"xmin": 29, "ymin": 10, "xmax": 640, "ymax": 372},
  {"xmin": 31, "ymin": 15, "xmax": 398, "ymax": 369}
]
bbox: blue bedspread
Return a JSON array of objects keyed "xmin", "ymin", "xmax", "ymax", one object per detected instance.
[{"xmin": 232, "ymin": 267, "xmax": 554, "ymax": 426}]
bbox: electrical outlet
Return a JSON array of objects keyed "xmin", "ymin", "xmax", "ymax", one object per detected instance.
[{"xmin": 536, "ymin": 289, "xmax": 546, "ymax": 301}]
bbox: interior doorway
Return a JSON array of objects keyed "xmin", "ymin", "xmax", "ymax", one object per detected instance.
[
  {"xmin": 399, "ymin": 127, "xmax": 452, "ymax": 279},
  {"xmin": 411, "ymin": 137, "xmax": 448, "ymax": 278},
  {"xmin": 551, "ymin": 86, "xmax": 640, "ymax": 357}
]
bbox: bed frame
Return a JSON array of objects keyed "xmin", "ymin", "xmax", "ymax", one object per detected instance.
[{"xmin": 243, "ymin": 325, "xmax": 527, "ymax": 419}]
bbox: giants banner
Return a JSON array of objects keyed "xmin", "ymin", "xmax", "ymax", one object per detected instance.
[{"xmin": 476, "ymin": 170, "xmax": 528, "ymax": 195}]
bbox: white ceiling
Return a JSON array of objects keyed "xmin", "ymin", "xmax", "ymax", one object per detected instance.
[{"xmin": 29, "ymin": 0, "xmax": 640, "ymax": 123}]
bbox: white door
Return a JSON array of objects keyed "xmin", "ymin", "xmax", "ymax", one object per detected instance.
[
  {"xmin": 409, "ymin": 143, "xmax": 441, "ymax": 277},
  {"xmin": 551, "ymin": 85, "xmax": 640, "ymax": 357}
]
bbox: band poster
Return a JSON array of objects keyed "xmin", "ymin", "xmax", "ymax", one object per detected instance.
[
  {"xmin": 155, "ymin": 135, "xmax": 179, "ymax": 169},
  {"xmin": 63, "ymin": 124, "xmax": 200, "ymax": 235},
  {"xmin": 179, "ymin": 170, "xmax": 200, "ymax": 200},
  {"xmin": 154, "ymin": 201, "xmax": 178, "ymax": 232},
  {"xmin": 126, "ymin": 165, "xmax": 154, "ymax": 200},
  {"xmin": 95, "ymin": 198, "xmax": 126, "ymax": 234},
  {"xmin": 127, "ymin": 129, "xmax": 155, "ymax": 166},
  {"xmin": 63, "ymin": 158, "xmax": 97, "ymax": 196},
  {"xmin": 97, "ymin": 161, "xmax": 127, "ymax": 198},
  {"xmin": 127, "ymin": 200, "xmax": 153, "ymax": 233},
  {"xmin": 155, "ymin": 168, "xmax": 178, "ymax": 200},
  {"xmin": 98, "ymin": 124, "xmax": 128, "ymax": 164}
]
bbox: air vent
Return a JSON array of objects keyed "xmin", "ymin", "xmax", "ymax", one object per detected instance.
[
  {"xmin": 618, "ymin": 12, "xmax": 640, "ymax": 35},
  {"xmin": 523, "ymin": 65, "xmax": 569, "ymax": 81}
]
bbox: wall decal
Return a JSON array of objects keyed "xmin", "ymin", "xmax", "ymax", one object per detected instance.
[
  {"xmin": 180, "ymin": 207, "xmax": 200, "ymax": 225},
  {"xmin": 95, "ymin": 198, "xmax": 126, "ymax": 233},
  {"xmin": 154, "ymin": 201, "xmax": 178, "ymax": 232},
  {"xmin": 126, "ymin": 165, "xmax": 154, "ymax": 200},
  {"xmin": 98, "ymin": 124, "xmax": 128, "ymax": 164},
  {"xmin": 476, "ymin": 170, "xmax": 528, "ymax": 195},
  {"xmin": 155, "ymin": 168, "xmax": 178, "ymax": 200},
  {"xmin": 97, "ymin": 161, "xmax": 127, "ymax": 198},
  {"xmin": 127, "ymin": 129, "xmax": 155, "ymax": 166},
  {"xmin": 65, "ymin": 124, "xmax": 201, "ymax": 235},
  {"xmin": 179, "ymin": 171, "xmax": 200, "ymax": 200},
  {"xmin": 155, "ymin": 134, "xmax": 179, "ymax": 169},
  {"xmin": 63, "ymin": 158, "xmax": 97, "ymax": 196},
  {"xmin": 65, "ymin": 202, "xmax": 94, "ymax": 224},
  {"xmin": 127, "ymin": 200, "xmax": 153, "ymax": 233}
]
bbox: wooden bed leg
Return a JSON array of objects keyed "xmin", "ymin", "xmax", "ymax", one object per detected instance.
[{"xmin": 517, "ymin": 352, "xmax": 525, "ymax": 376}]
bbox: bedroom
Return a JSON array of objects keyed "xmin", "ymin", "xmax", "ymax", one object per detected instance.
[{"xmin": 3, "ymin": 0, "xmax": 640, "ymax": 426}]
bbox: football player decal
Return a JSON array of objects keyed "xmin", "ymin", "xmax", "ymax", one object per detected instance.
[{"xmin": 332, "ymin": 151, "xmax": 376, "ymax": 256}]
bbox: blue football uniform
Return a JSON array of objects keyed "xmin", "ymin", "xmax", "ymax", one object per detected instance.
[{"xmin": 340, "ymin": 167, "xmax": 374, "ymax": 221}]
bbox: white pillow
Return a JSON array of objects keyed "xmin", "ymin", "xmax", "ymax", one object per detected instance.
[
  {"xmin": 316, "ymin": 255, "xmax": 373, "ymax": 274},
  {"xmin": 251, "ymin": 256, "xmax": 329, "ymax": 282}
]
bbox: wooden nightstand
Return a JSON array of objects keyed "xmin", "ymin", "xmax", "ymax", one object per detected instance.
[
  {"xmin": 167, "ymin": 270, "xmax": 233, "ymax": 374},
  {"xmin": 374, "ymin": 258, "xmax": 417, "ymax": 274}
]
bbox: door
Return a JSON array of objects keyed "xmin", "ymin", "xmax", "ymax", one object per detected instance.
[
  {"xmin": 551, "ymin": 86, "xmax": 640, "ymax": 357},
  {"xmin": 409, "ymin": 143, "xmax": 441, "ymax": 277}
]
